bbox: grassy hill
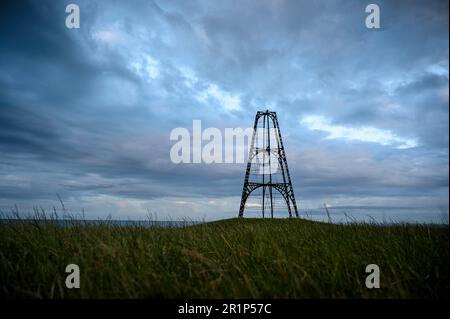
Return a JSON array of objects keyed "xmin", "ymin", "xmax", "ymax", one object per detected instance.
[{"xmin": 0, "ymin": 217, "xmax": 448, "ymax": 298}]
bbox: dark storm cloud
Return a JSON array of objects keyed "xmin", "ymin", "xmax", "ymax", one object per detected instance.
[{"xmin": 0, "ymin": 0, "xmax": 448, "ymax": 219}]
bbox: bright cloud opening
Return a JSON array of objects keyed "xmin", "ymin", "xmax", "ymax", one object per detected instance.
[
  {"xmin": 130, "ymin": 55, "xmax": 160, "ymax": 80},
  {"xmin": 301, "ymin": 115, "xmax": 418, "ymax": 149},
  {"xmin": 197, "ymin": 84, "xmax": 241, "ymax": 111},
  {"xmin": 178, "ymin": 66, "xmax": 199, "ymax": 88},
  {"xmin": 92, "ymin": 30, "xmax": 124, "ymax": 46}
]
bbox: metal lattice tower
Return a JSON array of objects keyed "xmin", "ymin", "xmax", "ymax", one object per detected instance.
[{"xmin": 238, "ymin": 110, "xmax": 299, "ymax": 218}]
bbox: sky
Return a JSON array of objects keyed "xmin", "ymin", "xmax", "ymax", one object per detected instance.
[{"xmin": 0, "ymin": 0, "xmax": 448, "ymax": 222}]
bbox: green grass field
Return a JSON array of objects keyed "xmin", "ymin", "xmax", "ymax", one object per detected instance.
[{"xmin": 0, "ymin": 218, "xmax": 448, "ymax": 298}]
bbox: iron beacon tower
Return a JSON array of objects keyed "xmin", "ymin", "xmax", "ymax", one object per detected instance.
[{"xmin": 239, "ymin": 110, "xmax": 299, "ymax": 218}]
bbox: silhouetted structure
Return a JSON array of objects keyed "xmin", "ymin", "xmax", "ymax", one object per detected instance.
[{"xmin": 239, "ymin": 110, "xmax": 299, "ymax": 218}]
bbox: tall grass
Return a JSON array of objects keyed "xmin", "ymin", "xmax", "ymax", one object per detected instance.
[{"xmin": 0, "ymin": 213, "xmax": 448, "ymax": 298}]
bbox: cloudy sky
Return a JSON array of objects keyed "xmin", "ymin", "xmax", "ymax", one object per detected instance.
[{"xmin": 0, "ymin": 0, "xmax": 448, "ymax": 222}]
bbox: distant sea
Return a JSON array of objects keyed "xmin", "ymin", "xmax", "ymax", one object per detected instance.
[
  {"xmin": 0, "ymin": 207, "xmax": 448, "ymax": 226},
  {"xmin": 0, "ymin": 219, "xmax": 202, "ymax": 228},
  {"xmin": 245, "ymin": 207, "xmax": 449, "ymax": 224}
]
